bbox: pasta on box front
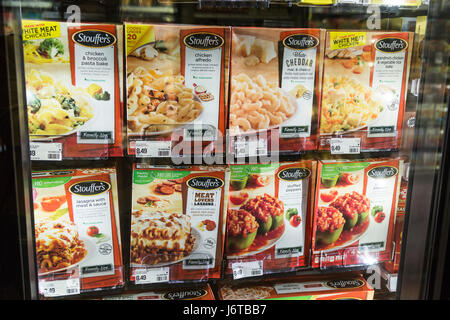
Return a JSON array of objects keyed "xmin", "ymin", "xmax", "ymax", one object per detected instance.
[
  {"xmin": 32, "ymin": 168, "xmax": 124, "ymax": 297},
  {"xmin": 130, "ymin": 164, "xmax": 229, "ymax": 282},
  {"xmin": 125, "ymin": 23, "xmax": 230, "ymax": 157},
  {"xmin": 312, "ymin": 158, "xmax": 402, "ymax": 268},
  {"xmin": 319, "ymin": 31, "xmax": 413, "ymax": 151},
  {"xmin": 229, "ymin": 27, "xmax": 324, "ymax": 155},
  {"xmin": 22, "ymin": 21, "xmax": 124, "ymax": 158},
  {"xmin": 225, "ymin": 161, "xmax": 316, "ymax": 276}
]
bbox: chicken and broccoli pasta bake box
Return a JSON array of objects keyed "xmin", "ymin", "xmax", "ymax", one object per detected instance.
[
  {"xmin": 225, "ymin": 161, "xmax": 316, "ymax": 276},
  {"xmin": 130, "ymin": 164, "xmax": 229, "ymax": 283},
  {"xmin": 100, "ymin": 284, "xmax": 215, "ymax": 300},
  {"xmin": 31, "ymin": 167, "xmax": 124, "ymax": 298},
  {"xmin": 312, "ymin": 158, "xmax": 402, "ymax": 269},
  {"xmin": 319, "ymin": 31, "xmax": 413, "ymax": 151},
  {"xmin": 229, "ymin": 27, "xmax": 324, "ymax": 156},
  {"xmin": 22, "ymin": 21, "xmax": 124, "ymax": 159},
  {"xmin": 125, "ymin": 23, "xmax": 230, "ymax": 157},
  {"xmin": 217, "ymin": 273, "xmax": 373, "ymax": 300}
]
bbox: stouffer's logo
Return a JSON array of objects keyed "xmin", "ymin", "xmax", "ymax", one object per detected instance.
[
  {"xmin": 183, "ymin": 32, "xmax": 224, "ymax": 50},
  {"xmin": 326, "ymin": 279, "xmax": 364, "ymax": 289},
  {"xmin": 375, "ymin": 38, "xmax": 408, "ymax": 53},
  {"xmin": 69, "ymin": 180, "xmax": 110, "ymax": 195},
  {"xmin": 367, "ymin": 166, "xmax": 398, "ymax": 179},
  {"xmin": 162, "ymin": 289, "xmax": 208, "ymax": 300},
  {"xmin": 283, "ymin": 34, "xmax": 319, "ymax": 50},
  {"xmin": 187, "ymin": 176, "xmax": 224, "ymax": 190},
  {"xmin": 72, "ymin": 30, "xmax": 116, "ymax": 48},
  {"xmin": 278, "ymin": 167, "xmax": 310, "ymax": 181}
]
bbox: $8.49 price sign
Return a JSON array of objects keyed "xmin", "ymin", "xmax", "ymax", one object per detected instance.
[{"xmin": 330, "ymin": 138, "xmax": 360, "ymax": 155}]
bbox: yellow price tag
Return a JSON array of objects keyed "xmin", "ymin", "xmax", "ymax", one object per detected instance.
[
  {"xmin": 22, "ymin": 20, "xmax": 61, "ymax": 41},
  {"xmin": 125, "ymin": 24, "xmax": 155, "ymax": 56},
  {"xmin": 329, "ymin": 32, "xmax": 367, "ymax": 50}
]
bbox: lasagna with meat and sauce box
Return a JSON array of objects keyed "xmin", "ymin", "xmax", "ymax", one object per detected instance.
[
  {"xmin": 319, "ymin": 31, "xmax": 413, "ymax": 151},
  {"xmin": 22, "ymin": 21, "xmax": 124, "ymax": 158},
  {"xmin": 225, "ymin": 161, "xmax": 316, "ymax": 276},
  {"xmin": 130, "ymin": 164, "xmax": 229, "ymax": 283},
  {"xmin": 229, "ymin": 27, "xmax": 324, "ymax": 155},
  {"xmin": 125, "ymin": 23, "xmax": 230, "ymax": 157},
  {"xmin": 312, "ymin": 158, "xmax": 402, "ymax": 268},
  {"xmin": 32, "ymin": 168, "xmax": 123, "ymax": 298}
]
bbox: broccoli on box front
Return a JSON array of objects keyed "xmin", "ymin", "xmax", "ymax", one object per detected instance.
[{"xmin": 22, "ymin": 20, "xmax": 124, "ymax": 159}]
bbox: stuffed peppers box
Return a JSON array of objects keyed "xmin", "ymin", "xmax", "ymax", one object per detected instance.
[
  {"xmin": 225, "ymin": 161, "xmax": 316, "ymax": 277},
  {"xmin": 130, "ymin": 164, "xmax": 229, "ymax": 283},
  {"xmin": 100, "ymin": 283, "xmax": 215, "ymax": 300},
  {"xmin": 229, "ymin": 27, "xmax": 324, "ymax": 156},
  {"xmin": 217, "ymin": 273, "xmax": 373, "ymax": 300},
  {"xmin": 319, "ymin": 31, "xmax": 413, "ymax": 152},
  {"xmin": 312, "ymin": 158, "xmax": 402, "ymax": 268},
  {"xmin": 31, "ymin": 167, "xmax": 124, "ymax": 298},
  {"xmin": 125, "ymin": 23, "xmax": 230, "ymax": 157},
  {"xmin": 22, "ymin": 20, "xmax": 124, "ymax": 159}
]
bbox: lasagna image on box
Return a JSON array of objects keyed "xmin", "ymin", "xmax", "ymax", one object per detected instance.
[
  {"xmin": 225, "ymin": 161, "xmax": 316, "ymax": 276},
  {"xmin": 32, "ymin": 167, "xmax": 124, "ymax": 297},
  {"xmin": 130, "ymin": 164, "xmax": 228, "ymax": 283},
  {"xmin": 229, "ymin": 27, "xmax": 324, "ymax": 155},
  {"xmin": 319, "ymin": 31, "xmax": 413, "ymax": 151},
  {"xmin": 125, "ymin": 23, "xmax": 230, "ymax": 156},
  {"xmin": 22, "ymin": 20, "xmax": 124, "ymax": 158},
  {"xmin": 311, "ymin": 158, "xmax": 402, "ymax": 269}
]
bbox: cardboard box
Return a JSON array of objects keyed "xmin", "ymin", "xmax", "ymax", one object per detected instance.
[
  {"xmin": 311, "ymin": 158, "xmax": 402, "ymax": 268},
  {"xmin": 229, "ymin": 27, "xmax": 325, "ymax": 156},
  {"xmin": 125, "ymin": 23, "xmax": 230, "ymax": 157},
  {"xmin": 217, "ymin": 273, "xmax": 374, "ymax": 300},
  {"xmin": 319, "ymin": 31, "xmax": 413, "ymax": 151},
  {"xmin": 32, "ymin": 168, "xmax": 124, "ymax": 297},
  {"xmin": 129, "ymin": 164, "xmax": 229, "ymax": 282},
  {"xmin": 22, "ymin": 21, "xmax": 124, "ymax": 159},
  {"xmin": 225, "ymin": 161, "xmax": 316, "ymax": 276}
]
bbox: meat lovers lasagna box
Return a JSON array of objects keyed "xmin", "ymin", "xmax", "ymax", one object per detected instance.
[
  {"xmin": 312, "ymin": 158, "xmax": 402, "ymax": 268},
  {"xmin": 130, "ymin": 164, "xmax": 229, "ymax": 283},
  {"xmin": 22, "ymin": 21, "xmax": 124, "ymax": 159},
  {"xmin": 229, "ymin": 27, "xmax": 324, "ymax": 156},
  {"xmin": 319, "ymin": 31, "xmax": 413, "ymax": 151},
  {"xmin": 31, "ymin": 167, "xmax": 124, "ymax": 298},
  {"xmin": 225, "ymin": 161, "xmax": 316, "ymax": 276},
  {"xmin": 125, "ymin": 23, "xmax": 230, "ymax": 157}
]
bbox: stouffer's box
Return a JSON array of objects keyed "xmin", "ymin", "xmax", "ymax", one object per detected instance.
[
  {"xmin": 125, "ymin": 23, "xmax": 230, "ymax": 157},
  {"xmin": 22, "ymin": 20, "xmax": 124, "ymax": 159},
  {"xmin": 229, "ymin": 27, "xmax": 325, "ymax": 156},
  {"xmin": 319, "ymin": 31, "xmax": 413, "ymax": 152},
  {"xmin": 225, "ymin": 161, "xmax": 316, "ymax": 276},
  {"xmin": 100, "ymin": 284, "xmax": 215, "ymax": 300},
  {"xmin": 217, "ymin": 273, "xmax": 374, "ymax": 300},
  {"xmin": 31, "ymin": 168, "xmax": 124, "ymax": 297},
  {"xmin": 311, "ymin": 158, "xmax": 402, "ymax": 269},
  {"xmin": 129, "ymin": 164, "xmax": 229, "ymax": 283}
]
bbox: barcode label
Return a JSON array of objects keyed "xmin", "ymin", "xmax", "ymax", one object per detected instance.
[
  {"xmin": 234, "ymin": 137, "xmax": 268, "ymax": 158},
  {"xmin": 135, "ymin": 267, "xmax": 170, "ymax": 284},
  {"xmin": 135, "ymin": 141, "xmax": 172, "ymax": 158},
  {"xmin": 330, "ymin": 138, "xmax": 360, "ymax": 154},
  {"xmin": 231, "ymin": 261, "xmax": 264, "ymax": 280},
  {"xmin": 30, "ymin": 142, "xmax": 62, "ymax": 161},
  {"xmin": 39, "ymin": 278, "xmax": 80, "ymax": 297}
]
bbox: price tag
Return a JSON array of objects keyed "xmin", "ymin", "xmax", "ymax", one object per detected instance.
[
  {"xmin": 135, "ymin": 141, "xmax": 172, "ymax": 158},
  {"xmin": 330, "ymin": 138, "xmax": 360, "ymax": 154},
  {"xmin": 39, "ymin": 278, "xmax": 80, "ymax": 297},
  {"xmin": 232, "ymin": 261, "xmax": 264, "ymax": 280},
  {"xmin": 30, "ymin": 142, "xmax": 62, "ymax": 161},
  {"xmin": 234, "ymin": 137, "xmax": 268, "ymax": 158},
  {"xmin": 135, "ymin": 267, "xmax": 170, "ymax": 284}
]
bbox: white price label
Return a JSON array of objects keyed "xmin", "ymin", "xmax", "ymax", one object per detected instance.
[
  {"xmin": 30, "ymin": 142, "xmax": 62, "ymax": 161},
  {"xmin": 234, "ymin": 138, "xmax": 268, "ymax": 158},
  {"xmin": 330, "ymin": 138, "xmax": 361, "ymax": 154},
  {"xmin": 135, "ymin": 267, "xmax": 170, "ymax": 284},
  {"xmin": 231, "ymin": 261, "xmax": 264, "ymax": 280},
  {"xmin": 39, "ymin": 278, "xmax": 80, "ymax": 297},
  {"xmin": 135, "ymin": 141, "xmax": 172, "ymax": 158}
]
